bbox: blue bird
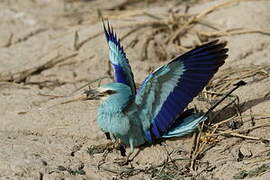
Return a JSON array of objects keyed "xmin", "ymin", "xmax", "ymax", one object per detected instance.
[{"xmin": 88, "ymin": 21, "xmax": 229, "ymax": 161}]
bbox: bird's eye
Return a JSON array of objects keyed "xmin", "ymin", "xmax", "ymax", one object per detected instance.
[{"xmin": 106, "ymin": 90, "xmax": 116, "ymax": 95}]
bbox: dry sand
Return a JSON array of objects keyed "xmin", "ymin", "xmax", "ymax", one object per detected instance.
[{"xmin": 0, "ymin": 0, "xmax": 270, "ymax": 179}]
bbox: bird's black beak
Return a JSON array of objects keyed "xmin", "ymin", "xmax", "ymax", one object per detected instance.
[
  {"xmin": 84, "ymin": 89, "xmax": 113, "ymax": 100},
  {"xmin": 84, "ymin": 88, "xmax": 117, "ymax": 100},
  {"xmin": 84, "ymin": 89, "xmax": 102, "ymax": 100}
]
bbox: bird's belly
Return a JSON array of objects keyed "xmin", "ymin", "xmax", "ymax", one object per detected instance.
[
  {"xmin": 97, "ymin": 111, "xmax": 131, "ymax": 136},
  {"xmin": 97, "ymin": 111, "xmax": 145, "ymax": 147}
]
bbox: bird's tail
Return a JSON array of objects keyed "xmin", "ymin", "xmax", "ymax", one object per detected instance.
[{"xmin": 162, "ymin": 113, "xmax": 206, "ymax": 138}]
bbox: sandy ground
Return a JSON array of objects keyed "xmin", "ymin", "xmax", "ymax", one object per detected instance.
[{"xmin": 0, "ymin": 0, "xmax": 270, "ymax": 179}]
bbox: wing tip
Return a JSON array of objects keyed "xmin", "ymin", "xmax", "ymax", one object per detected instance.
[
  {"xmin": 102, "ymin": 19, "xmax": 114, "ymax": 41},
  {"xmin": 198, "ymin": 39, "xmax": 229, "ymax": 61},
  {"xmin": 202, "ymin": 39, "xmax": 228, "ymax": 51},
  {"xmin": 102, "ymin": 20, "xmax": 123, "ymax": 50}
]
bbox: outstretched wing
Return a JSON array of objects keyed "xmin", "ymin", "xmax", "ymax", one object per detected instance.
[
  {"xmin": 135, "ymin": 40, "xmax": 228, "ymax": 142},
  {"xmin": 103, "ymin": 21, "xmax": 136, "ymax": 95}
]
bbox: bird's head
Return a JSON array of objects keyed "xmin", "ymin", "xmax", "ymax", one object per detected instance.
[{"xmin": 85, "ymin": 82, "xmax": 132, "ymax": 101}]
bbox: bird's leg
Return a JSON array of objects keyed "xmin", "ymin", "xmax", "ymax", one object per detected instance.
[
  {"xmin": 115, "ymin": 147, "xmax": 142, "ymax": 166},
  {"xmin": 102, "ymin": 134, "xmax": 119, "ymax": 151},
  {"xmin": 94, "ymin": 136, "xmax": 124, "ymax": 155},
  {"xmin": 105, "ymin": 132, "xmax": 111, "ymax": 140},
  {"xmin": 115, "ymin": 149, "xmax": 133, "ymax": 166},
  {"xmin": 114, "ymin": 140, "xmax": 135, "ymax": 165},
  {"xmin": 112, "ymin": 140, "xmax": 127, "ymax": 157},
  {"xmin": 119, "ymin": 144, "xmax": 126, "ymax": 156}
]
